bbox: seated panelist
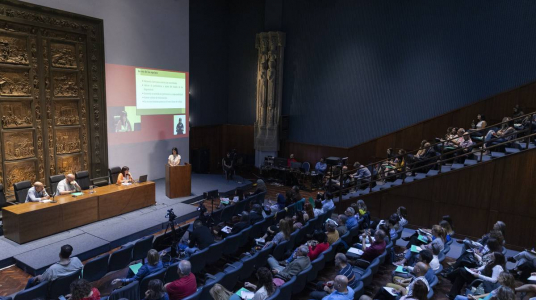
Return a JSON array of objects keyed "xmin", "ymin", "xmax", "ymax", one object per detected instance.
[
  {"xmin": 168, "ymin": 147, "xmax": 181, "ymax": 166},
  {"xmin": 25, "ymin": 181, "xmax": 50, "ymax": 202},
  {"xmin": 56, "ymin": 174, "xmax": 82, "ymax": 195},
  {"xmin": 117, "ymin": 166, "xmax": 134, "ymax": 184}
]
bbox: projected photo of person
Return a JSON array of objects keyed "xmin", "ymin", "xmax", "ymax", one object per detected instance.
[
  {"xmin": 174, "ymin": 115, "xmax": 185, "ymax": 135},
  {"xmin": 108, "ymin": 106, "xmax": 141, "ymax": 133},
  {"xmin": 115, "ymin": 110, "xmax": 132, "ymax": 132}
]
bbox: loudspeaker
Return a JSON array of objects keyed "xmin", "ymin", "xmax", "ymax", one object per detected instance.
[{"xmin": 192, "ymin": 148, "xmax": 210, "ymax": 173}]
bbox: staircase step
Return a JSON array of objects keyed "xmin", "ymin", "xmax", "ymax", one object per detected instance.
[
  {"xmin": 379, "ymin": 183, "xmax": 393, "ymax": 190},
  {"xmin": 464, "ymin": 159, "xmax": 478, "ymax": 166},
  {"xmin": 450, "ymin": 163, "xmax": 464, "ymax": 170},
  {"xmin": 425, "ymin": 170, "xmax": 439, "ymax": 177},
  {"xmin": 505, "ymin": 147, "xmax": 521, "ymax": 154},
  {"xmin": 415, "ymin": 173, "xmax": 426, "ymax": 180},
  {"xmin": 441, "ymin": 166, "xmax": 452, "ymax": 173},
  {"xmin": 392, "ymin": 179, "xmax": 404, "ymax": 186},
  {"xmin": 404, "ymin": 176, "xmax": 415, "ymax": 183},
  {"xmin": 491, "ymin": 152, "xmax": 506, "ymax": 158},
  {"xmin": 518, "ymin": 142, "xmax": 536, "ymax": 149}
]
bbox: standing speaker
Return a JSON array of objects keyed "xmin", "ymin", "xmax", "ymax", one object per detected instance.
[{"xmin": 192, "ymin": 148, "xmax": 210, "ymax": 173}]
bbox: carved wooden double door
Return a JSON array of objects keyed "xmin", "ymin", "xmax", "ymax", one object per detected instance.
[{"xmin": 0, "ymin": 2, "xmax": 107, "ymax": 198}]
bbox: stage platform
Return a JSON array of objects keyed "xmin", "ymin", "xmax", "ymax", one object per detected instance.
[{"xmin": 0, "ymin": 174, "xmax": 251, "ymax": 275}]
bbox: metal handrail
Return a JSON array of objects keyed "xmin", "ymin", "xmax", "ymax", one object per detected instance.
[{"xmin": 333, "ymin": 112, "xmax": 535, "ymax": 200}]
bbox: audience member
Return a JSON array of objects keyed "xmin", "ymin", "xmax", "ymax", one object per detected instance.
[
  {"xmin": 267, "ymin": 245, "xmax": 311, "ymax": 282},
  {"xmin": 112, "ymin": 249, "xmax": 164, "ymax": 284},
  {"xmin": 223, "ymin": 152, "xmax": 234, "ymax": 180},
  {"xmin": 310, "ymin": 253, "xmax": 357, "ymax": 299},
  {"xmin": 455, "ymin": 272, "xmax": 515, "ymax": 300},
  {"xmin": 143, "ymin": 279, "xmax": 169, "ymax": 300},
  {"xmin": 507, "ymin": 248, "xmax": 536, "ymax": 279},
  {"xmin": 397, "ymin": 206, "xmax": 408, "ymax": 227},
  {"xmin": 25, "ymin": 244, "xmax": 83, "ymax": 289},
  {"xmin": 244, "ymin": 267, "xmax": 276, "ymax": 300},
  {"xmin": 375, "ymin": 262, "xmax": 429, "ymax": 300},
  {"xmin": 185, "ymin": 219, "xmax": 214, "ymax": 256},
  {"xmin": 337, "ymin": 214, "xmax": 349, "ymax": 236},
  {"xmin": 321, "ymin": 192, "xmax": 335, "ymax": 213},
  {"xmin": 315, "ymin": 157, "xmax": 327, "ymax": 174},
  {"xmin": 326, "ymin": 220, "xmax": 340, "ymax": 245},
  {"xmin": 313, "ymin": 199, "xmax": 323, "ymax": 217},
  {"xmin": 264, "ymin": 219, "xmax": 291, "ymax": 247},
  {"xmin": 209, "ymin": 284, "xmax": 240, "ymax": 300},
  {"xmin": 165, "ymin": 260, "xmax": 197, "ymax": 300},
  {"xmin": 230, "ymin": 211, "xmax": 250, "ymax": 235},
  {"xmin": 70, "ymin": 279, "xmax": 100, "ymax": 300},
  {"xmin": 344, "ymin": 207, "xmax": 358, "ymax": 230},
  {"xmin": 318, "ymin": 275, "xmax": 355, "ymax": 300},
  {"xmin": 250, "ymin": 179, "xmax": 267, "ymax": 196},
  {"xmin": 351, "ymin": 229, "xmax": 386, "ymax": 268},
  {"xmin": 287, "ymin": 154, "xmax": 297, "ymax": 167},
  {"xmin": 249, "ymin": 204, "xmax": 263, "ymax": 224}
]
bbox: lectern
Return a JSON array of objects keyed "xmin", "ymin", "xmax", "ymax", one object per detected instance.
[{"xmin": 165, "ymin": 164, "xmax": 192, "ymax": 198}]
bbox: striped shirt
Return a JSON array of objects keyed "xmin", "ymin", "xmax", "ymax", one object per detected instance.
[{"xmin": 339, "ymin": 264, "xmax": 357, "ymax": 288}]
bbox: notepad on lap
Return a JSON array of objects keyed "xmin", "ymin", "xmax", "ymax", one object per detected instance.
[
  {"xmin": 417, "ymin": 235, "xmax": 428, "ymax": 243},
  {"xmin": 347, "ymin": 247, "xmax": 364, "ymax": 255},
  {"xmin": 383, "ymin": 287, "xmax": 398, "ymax": 296},
  {"xmin": 129, "ymin": 262, "xmax": 143, "ymax": 275},
  {"xmin": 235, "ymin": 287, "xmax": 254, "ymax": 300},
  {"xmin": 396, "ymin": 266, "xmax": 408, "ymax": 273},
  {"xmin": 527, "ymin": 275, "xmax": 536, "ymax": 281},
  {"xmin": 410, "ymin": 245, "xmax": 422, "ymax": 253},
  {"xmin": 222, "ymin": 226, "xmax": 233, "ymax": 234}
]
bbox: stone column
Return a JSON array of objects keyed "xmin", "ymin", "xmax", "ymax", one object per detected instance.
[{"xmin": 254, "ymin": 32, "xmax": 285, "ymax": 167}]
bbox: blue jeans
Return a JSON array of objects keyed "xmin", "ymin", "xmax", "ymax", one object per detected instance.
[
  {"xmin": 25, "ymin": 277, "xmax": 38, "ymax": 289},
  {"xmin": 454, "ymin": 296, "xmax": 469, "ymax": 300},
  {"xmin": 185, "ymin": 247, "xmax": 198, "ymax": 256}
]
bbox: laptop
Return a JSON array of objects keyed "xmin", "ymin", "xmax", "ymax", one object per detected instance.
[{"xmin": 138, "ymin": 175, "xmax": 148, "ymax": 183}]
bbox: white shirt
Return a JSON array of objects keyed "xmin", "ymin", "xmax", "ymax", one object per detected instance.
[
  {"xmin": 168, "ymin": 154, "xmax": 181, "ymax": 166},
  {"xmin": 430, "ymin": 255, "xmax": 440, "ymax": 271},
  {"xmin": 56, "ymin": 179, "xmax": 81, "ymax": 195}
]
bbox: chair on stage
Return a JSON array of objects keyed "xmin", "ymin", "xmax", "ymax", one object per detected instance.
[
  {"xmin": 75, "ymin": 170, "xmax": 91, "ymax": 190},
  {"xmin": 109, "ymin": 166, "xmax": 121, "ymax": 184},
  {"xmin": 0, "ymin": 184, "xmax": 15, "ymax": 207},
  {"xmin": 49, "ymin": 174, "xmax": 65, "ymax": 195},
  {"xmin": 13, "ymin": 180, "xmax": 32, "ymax": 203}
]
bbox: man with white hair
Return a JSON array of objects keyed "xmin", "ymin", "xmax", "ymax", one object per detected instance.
[
  {"xmin": 165, "ymin": 260, "xmax": 197, "ymax": 300},
  {"xmin": 267, "ymin": 244, "xmax": 311, "ymax": 281},
  {"xmin": 25, "ymin": 181, "xmax": 50, "ymax": 202},
  {"xmin": 56, "ymin": 173, "xmax": 81, "ymax": 195}
]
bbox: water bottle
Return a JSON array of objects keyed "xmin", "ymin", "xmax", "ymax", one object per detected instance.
[{"xmin": 475, "ymin": 284, "xmax": 484, "ymax": 295}]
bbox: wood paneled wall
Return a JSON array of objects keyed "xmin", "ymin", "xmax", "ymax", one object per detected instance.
[
  {"xmin": 189, "ymin": 124, "xmax": 254, "ymax": 172},
  {"xmin": 335, "ymin": 149, "xmax": 536, "ymax": 250},
  {"xmin": 281, "ymin": 81, "xmax": 536, "ymax": 166}
]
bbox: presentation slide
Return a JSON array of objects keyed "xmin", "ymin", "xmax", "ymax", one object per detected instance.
[
  {"xmin": 135, "ymin": 68, "xmax": 186, "ymax": 115},
  {"xmin": 105, "ymin": 64, "xmax": 189, "ymax": 146}
]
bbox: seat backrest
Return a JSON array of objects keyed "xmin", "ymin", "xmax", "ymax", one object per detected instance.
[
  {"xmin": 237, "ymin": 226, "xmax": 253, "ymax": 248},
  {"xmin": 307, "ymin": 253, "xmax": 326, "ymax": 282},
  {"xmin": 49, "ymin": 174, "xmax": 66, "ymax": 195},
  {"xmin": 249, "ymin": 220, "xmax": 264, "ymax": 239},
  {"xmin": 292, "ymin": 265, "xmax": 312, "ymax": 295},
  {"xmin": 132, "ymin": 236, "xmax": 154, "ymax": 262},
  {"xmin": 265, "ymin": 289, "xmax": 280, "ymax": 300},
  {"xmin": 182, "ymin": 287, "xmax": 202, "ymax": 300},
  {"xmin": 108, "ymin": 244, "xmax": 134, "ymax": 272},
  {"xmin": 278, "ymin": 275, "xmax": 296, "ymax": 300},
  {"xmin": 233, "ymin": 199, "xmax": 247, "ymax": 214},
  {"xmin": 13, "ymin": 180, "xmax": 32, "ymax": 203},
  {"xmin": 254, "ymin": 243, "xmax": 274, "ymax": 269},
  {"xmin": 220, "ymin": 205, "xmax": 236, "ymax": 223},
  {"xmin": 219, "ymin": 261, "xmax": 242, "ymax": 290},
  {"xmin": 222, "ymin": 233, "xmax": 241, "ymax": 256},
  {"xmin": 48, "ymin": 269, "xmax": 82, "ymax": 299},
  {"xmin": 302, "ymin": 162, "xmax": 311, "ymax": 173},
  {"xmin": 152, "ymin": 231, "xmax": 173, "ymax": 252},
  {"xmin": 261, "ymin": 217, "xmax": 274, "ymax": 233},
  {"xmin": 189, "ymin": 247, "xmax": 209, "ymax": 274},
  {"xmin": 238, "ymin": 252, "xmax": 258, "ymax": 281},
  {"xmin": 0, "ymin": 184, "xmax": 7, "ymax": 207},
  {"xmin": 165, "ymin": 262, "xmax": 180, "ymax": 283},
  {"xmin": 288, "ymin": 230, "xmax": 299, "ymax": 250},
  {"xmin": 205, "ymin": 239, "xmax": 226, "ymax": 265},
  {"xmin": 295, "ymin": 223, "xmax": 309, "ymax": 245},
  {"xmin": 199, "ymin": 277, "xmax": 219, "ymax": 300},
  {"xmin": 360, "ymin": 268, "xmax": 373, "ymax": 286},
  {"xmin": 109, "ymin": 166, "xmax": 121, "ymax": 184},
  {"xmin": 82, "ymin": 253, "xmax": 109, "ymax": 282},
  {"xmin": 272, "ymin": 240, "xmax": 289, "ymax": 261},
  {"xmin": 434, "ymin": 264, "xmax": 444, "ymax": 275},
  {"xmin": 378, "ymin": 250, "xmax": 388, "ymax": 265},
  {"xmin": 275, "ymin": 209, "xmax": 287, "ymax": 222},
  {"xmin": 353, "ymin": 281, "xmax": 364, "ymax": 300},
  {"xmin": 14, "ymin": 280, "xmax": 49, "ymax": 300},
  {"xmin": 341, "ymin": 231, "xmax": 352, "ymax": 247},
  {"xmin": 286, "ymin": 203, "xmax": 296, "ymax": 216},
  {"xmin": 139, "ymin": 268, "xmax": 166, "ymax": 299},
  {"xmin": 438, "ymin": 252, "xmax": 446, "ymax": 263},
  {"xmin": 108, "ymin": 281, "xmax": 140, "ymax": 300},
  {"xmin": 75, "ymin": 170, "xmax": 90, "ymax": 190},
  {"xmin": 368, "ymin": 257, "xmax": 381, "ymax": 275}
]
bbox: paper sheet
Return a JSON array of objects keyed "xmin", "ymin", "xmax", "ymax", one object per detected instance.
[{"xmin": 347, "ymin": 247, "xmax": 364, "ymax": 255}]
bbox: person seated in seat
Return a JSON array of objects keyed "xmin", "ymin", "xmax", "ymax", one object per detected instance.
[
  {"xmin": 283, "ymin": 231, "xmax": 329, "ymax": 265},
  {"xmin": 456, "ymin": 132, "xmax": 475, "ymax": 163},
  {"xmin": 287, "ymin": 153, "xmax": 297, "ymax": 167},
  {"xmin": 112, "ymin": 249, "xmax": 164, "ymax": 285},
  {"xmin": 143, "ymin": 279, "xmax": 169, "ymax": 300},
  {"xmin": 374, "ymin": 262, "xmax": 430, "ymax": 300},
  {"xmin": 484, "ymin": 120, "xmax": 516, "ymax": 151},
  {"xmin": 507, "ymin": 248, "xmax": 536, "ymax": 280},
  {"xmin": 263, "ymin": 219, "xmax": 291, "ymax": 248},
  {"xmin": 446, "ymin": 252, "xmax": 506, "ymax": 299},
  {"xmin": 267, "ymin": 245, "xmax": 311, "ymax": 282},
  {"xmin": 184, "ymin": 219, "xmax": 214, "ymax": 256},
  {"xmin": 249, "ymin": 204, "xmax": 264, "ymax": 225},
  {"xmin": 337, "ymin": 214, "xmax": 349, "ymax": 236},
  {"xmin": 313, "ymin": 199, "xmax": 323, "ymax": 217},
  {"xmin": 344, "ymin": 207, "xmax": 358, "ymax": 230},
  {"xmin": 394, "ymin": 250, "xmax": 436, "ymax": 286},
  {"xmin": 69, "ymin": 279, "xmax": 101, "ymax": 300},
  {"xmin": 25, "ymin": 181, "xmax": 50, "ymax": 202},
  {"xmin": 350, "ymin": 229, "xmax": 387, "ymax": 268},
  {"xmin": 318, "ymin": 275, "xmax": 355, "ymax": 300},
  {"xmin": 396, "ymin": 206, "xmax": 408, "ymax": 228},
  {"xmin": 396, "ymin": 225, "xmax": 445, "ymax": 266},
  {"xmin": 315, "ymin": 157, "xmax": 327, "ymax": 175},
  {"xmin": 326, "ymin": 220, "xmax": 340, "ymax": 245},
  {"xmin": 249, "ymin": 179, "xmax": 267, "ymax": 197},
  {"xmin": 116, "ymin": 166, "xmax": 134, "ymax": 185},
  {"xmin": 56, "ymin": 173, "xmax": 82, "ymax": 195},
  {"xmin": 350, "ymin": 162, "xmax": 371, "ymax": 187},
  {"xmin": 244, "ymin": 267, "xmax": 277, "ymax": 300},
  {"xmin": 165, "ymin": 260, "xmax": 197, "ymax": 300},
  {"xmin": 209, "ymin": 284, "xmax": 240, "ymax": 300},
  {"xmin": 25, "ymin": 244, "xmax": 83, "ymax": 289},
  {"xmin": 459, "ymin": 221, "xmax": 506, "ymax": 251},
  {"xmin": 309, "ymin": 254, "xmax": 358, "ymax": 299},
  {"xmin": 513, "ymin": 104, "xmax": 524, "ymax": 118},
  {"xmin": 229, "ymin": 211, "xmax": 250, "ymax": 235},
  {"xmin": 454, "ymin": 272, "xmax": 515, "ymax": 300},
  {"xmin": 376, "ymin": 214, "xmax": 399, "ymax": 241},
  {"xmin": 321, "ymin": 192, "xmax": 335, "ymax": 213}
]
